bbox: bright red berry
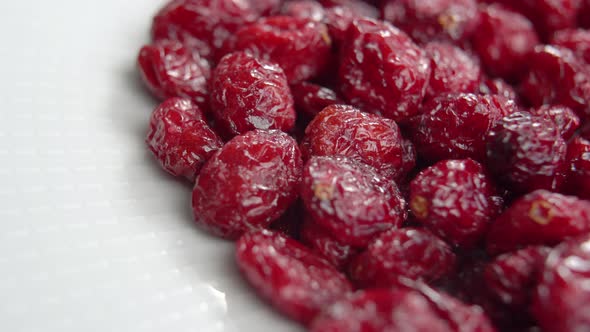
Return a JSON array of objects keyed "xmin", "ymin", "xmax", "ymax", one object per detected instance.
[
  {"xmin": 300, "ymin": 217, "xmax": 358, "ymax": 269},
  {"xmin": 290, "ymin": 82, "xmax": 342, "ymax": 119},
  {"xmin": 531, "ymin": 105, "xmax": 580, "ymax": 140}
]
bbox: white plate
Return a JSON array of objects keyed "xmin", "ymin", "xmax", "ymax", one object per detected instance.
[{"xmin": 0, "ymin": 1, "xmax": 301, "ymax": 331}]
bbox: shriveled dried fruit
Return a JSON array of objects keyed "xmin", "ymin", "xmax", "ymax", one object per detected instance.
[
  {"xmin": 564, "ymin": 137, "xmax": 590, "ymax": 200},
  {"xmin": 530, "ymin": 105, "xmax": 580, "ymax": 140},
  {"xmin": 486, "ymin": 190, "xmax": 590, "ymax": 255},
  {"xmin": 339, "ymin": 19, "xmax": 431, "ymax": 122},
  {"xmin": 532, "ymin": 235, "xmax": 590, "ymax": 332},
  {"xmin": 290, "ymin": 82, "xmax": 342, "ymax": 118},
  {"xmin": 300, "ymin": 217, "xmax": 358, "ymax": 269},
  {"xmin": 281, "ymin": 0, "xmax": 326, "ymax": 21},
  {"xmin": 319, "ymin": 0, "xmax": 379, "ymax": 19},
  {"xmin": 551, "ymin": 28, "xmax": 590, "ymax": 65},
  {"xmin": 236, "ymin": 230, "xmax": 352, "ymax": 324},
  {"xmin": 322, "ymin": 5, "xmax": 361, "ymax": 45},
  {"xmin": 301, "ymin": 156, "xmax": 406, "ymax": 247},
  {"xmin": 478, "ymin": 77, "xmax": 518, "ymax": 101},
  {"xmin": 485, "ymin": 112, "xmax": 567, "ymax": 193},
  {"xmin": 349, "ymin": 228, "xmax": 456, "ymax": 288},
  {"xmin": 192, "ymin": 130, "xmax": 302, "ymax": 238},
  {"xmin": 210, "ymin": 52, "xmax": 295, "ymax": 137},
  {"xmin": 249, "ymin": 0, "xmax": 282, "ymax": 16}
]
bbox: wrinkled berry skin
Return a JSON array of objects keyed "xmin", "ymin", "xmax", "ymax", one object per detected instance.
[
  {"xmin": 410, "ymin": 159, "xmax": 501, "ymax": 248},
  {"xmin": 381, "ymin": 0, "xmax": 479, "ymax": 43},
  {"xmin": 478, "ymin": 77, "xmax": 518, "ymax": 101},
  {"xmin": 210, "ymin": 52, "xmax": 295, "ymax": 138},
  {"xmin": 301, "ymin": 217, "xmax": 358, "ymax": 269},
  {"xmin": 301, "ymin": 156, "xmax": 407, "ymax": 247},
  {"xmin": 322, "ymin": 5, "xmax": 363, "ymax": 45},
  {"xmin": 424, "ymin": 42, "xmax": 482, "ymax": 100},
  {"xmin": 138, "ymin": 40, "xmax": 211, "ymax": 110},
  {"xmin": 484, "ymin": 246, "xmax": 550, "ymax": 309},
  {"xmin": 192, "ymin": 130, "xmax": 302, "ymax": 238},
  {"xmin": 319, "ymin": 0, "xmax": 379, "ymax": 18},
  {"xmin": 300, "ymin": 104, "xmax": 405, "ymax": 180},
  {"xmin": 349, "ymin": 228, "xmax": 456, "ymax": 288},
  {"xmin": 146, "ymin": 98, "xmax": 223, "ymax": 181},
  {"xmin": 290, "ymin": 82, "xmax": 342, "ymax": 118},
  {"xmin": 531, "ymin": 105, "xmax": 580, "ymax": 140},
  {"xmin": 232, "ymin": 16, "xmax": 332, "ymax": 83},
  {"xmin": 409, "ymin": 93, "xmax": 517, "ymax": 163},
  {"xmin": 520, "ymin": 45, "xmax": 590, "ymax": 120},
  {"xmin": 339, "ymin": 19, "xmax": 431, "ymax": 122},
  {"xmin": 551, "ymin": 29, "xmax": 590, "ymax": 65},
  {"xmin": 485, "ymin": 112, "xmax": 567, "ymax": 194},
  {"xmin": 249, "ymin": 0, "xmax": 282, "ymax": 16},
  {"xmin": 486, "ymin": 190, "xmax": 590, "ymax": 255},
  {"xmin": 281, "ymin": 0, "xmax": 326, "ymax": 21},
  {"xmin": 236, "ymin": 230, "xmax": 352, "ymax": 325},
  {"xmin": 532, "ymin": 235, "xmax": 590, "ymax": 332},
  {"xmin": 471, "ymin": 4, "xmax": 539, "ymax": 81},
  {"xmin": 565, "ymin": 137, "xmax": 590, "ymax": 200},
  {"xmin": 151, "ymin": 0, "xmax": 259, "ymax": 60}
]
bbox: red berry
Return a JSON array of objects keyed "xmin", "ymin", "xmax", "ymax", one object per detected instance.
[
  {"xmin": 483, "ymin": 246, "xmax": 551, "ymax": 309},
  {"xmin": 236, "ymin": 230, "xmax": 352, "ymax": 325},
  {"xmin": 478, "ymin": 77, "xmax": 518, "ymax": 101},
  {"xmin": 232, "ymin": 16, "xmax": 332, "ymax": 83},
  {"xmin": 424, "ymin": 42, "xmax": 482, "ymax": 100},
  {"xmin": 249, "ymin": 0, "xmax": 282, "ymax": 16},
  {"xmin": 338, "ymin": 19, "xmax": 431, "ymax": 122},
  {"xmin": 300, "ymin": 104, "xmax": 406, "ymax": 181},
  {"xmin": 530, "ymin": 105, "xmax": 580, "ymax": 140},
  {"xmin": 520, "ymin": 45, "xmax": 590, "ymax": 120},
  {"xmin": 399, "ymin": 138, "xmax": 418, "ymax": 183},
  {"xmin": 564, "ymin": 137, "xmax": 590, "ymax": 200},
  {"xmin": 471, "ymin": 4, "xmax": 540, "ymax": 81},
  {"xmin": 532, "ymin": 235, "xmax": 590, "ymax": 332},
  {"xmin": 409, "ymin": 93, "xmax": 517, "ymax": 163},
  {"xmin": 281, "ymin": 0, "xmax": 326, "ymax": 21},
  {"xmin": 485, "ymin": 112, "xmax": 567, "ymax": 193},
  {"xmin": 322, "ymin": 6, "xmax": 361, "ymax": 45},
  {"xmin": 301, "ymin": 156, "xmax": 407, "ymax": 247},
  {"xmin": 192, "ymin": 130, "xmax": 302, "ymax": 238},
  {"xmin": 551, "ymin": 28, "xmax": 590, "ymax": 65},
  {"xmin": 410, "ymin": 159, "xmax": 501, "ymax": 248},
  {"xmin": 151, "ymin": 0, "xmax": 259, "ymax": 60},
  {"xmin": 381, "ymin": 0, "xmax": 479, "ymax": 43},
  {"xmin": 146, "ymin": 98, "xmax": 223, "ymax": 181},
  {"xmin": 581, "ymin": 0, "xmax": 590, "ymax": 28},
  {"xmin": 319, "ymin": 0, "xmax": 379, "ymax": 18},
  {"xmin": 137, "ymin": 40, "xmax": 211, "ymax": 110},
  {"xmin": 209, "ymin": 52, "xmax": 296, "ymax": 138},
  {"xmin": 290, "ymin": 82, "xmax": 342, "ymax": 118},
  {"xmin": 301, "ymin": 217, "xmax": 358, "ymax": 269},
  {"xmin": 486, "ymin": 190, "xmax": 590, "ymax": 255},
  {"xmin": 349, "ymin": 228, "xmax": 456, "ymax": 288}
]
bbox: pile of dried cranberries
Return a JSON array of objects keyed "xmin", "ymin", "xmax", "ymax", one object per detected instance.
[{"xmin": 137, "ymin": 0, "xmax": 590, "ymax": 331}]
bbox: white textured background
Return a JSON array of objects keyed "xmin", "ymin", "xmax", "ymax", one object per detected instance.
[{"xmin": 0, "ymin": 1, "xmax": 300, "ymax": 331}]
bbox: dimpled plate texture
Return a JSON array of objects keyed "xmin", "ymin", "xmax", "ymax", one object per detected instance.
[{"xmin": 0, "ymin": 1, "xmax": 300, "ymax": 331}]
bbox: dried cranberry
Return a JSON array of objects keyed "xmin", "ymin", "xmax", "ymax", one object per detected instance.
[
  {"xmin": 408, "ymin": 93, "xmax": 517, "ymax": 163},
  {"xmin": 485, "ymin": 112, "xmax": 567, "ymax": 193},
  {"xmin": 236, "ymin": 230, "xmax": 352, "ymax": 325},
  {"xmin": 249, "ymin": 0, "xmax": 282, "ymax": 16},
  {"xmin": 281, "ymin": 0, "xmax": 326, "ymax": 21},
  {"xmin": 232, "ymin": 16, "xmax": 332, "ymax": 83},
  {"xmin": 151, "ymin": 0, "xmax": 259, "ymax": 60},
  {"xmin": 424, "ymin": 42, "xmax": 482, "ymax": 100},
  {"xmin": 338, "ymin": 19, "xmax": 431, "ymax": 122},
  {"xmin": 410, "ymin": 159, "xmax": 501, "ymax": 248},
  {"xmin": 520, "ymin": 45, "xmax": 590, "ymax": 120},
  {"xmin": 531, "ymin": 105, "xmax": 580, "ymax": 140},
  {"xmin": 209, "ymin": 52, "xmax": 295, "ymax": 138},
  {"xmin": 300, "ymin": 104, "xmax": 406, "ymax": 180},
  {"xmin": 349, "ymin": 228, "xmax": 456, "ymax": 288},
  {"xmin": 486, "ymin": 190, "xmax": 590, "ymax": 255},
  {"xmin": 381, "ymin": 0, "xmax": 479, "ymax": 43},
  {"xmin": 564, "ymin": 137, "xmax": 590, "ymax": 200},
  {"xmin": 551, "ymin": 29, "xmax": 590, "ymax": 65},
  {"xmin": 319, "ymin": 0, "xmax": 379, "ymax": 18},
  {"xmin": 483, "ymin": 246, "xmax": 550, "ymax": 309},
  {"xmin": 399, "ymin": 138, "xmax": 418, "ymax": 183},
  {"xmin": 290, "ymin": 82, "xmax": 342, "ymax": 118},
  {"xmin": 300, "ymin": 217, "xmax": 358, "ymax": 269},
  {"xmin": 137, "ymin": 40, "xmax": 211, "ymax": 110},
  {"xmin": 471, "ymin": 4, "xmax": 540, "ymax": 81},
  {"xmin": 301, "ymin": 156, "xmax": 407, "ymax": 247},
  {"xmin": 322, "ymin": 6, "xmax": 360, "ymax": 45},
  {"xmin": 192, "ymin": 130, "xmax": 302, "ymax": 238},
  {"xmin": 478, "ymin": 77, "xmax": 518, "ymax": 101},
  {"xmin": 532, "ymin": 235, "xmax": 590, "ymax": 332}
]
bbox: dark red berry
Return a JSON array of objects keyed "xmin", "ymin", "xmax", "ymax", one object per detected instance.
[
  {"xmin": 486, "ymin": 190, "xmax": 590, "ymax": 255},
  {"xmin": 580, "ymin": 0, "xmax": 590, "ymax": 28},
  {"xmin": 249, "ymin": 0, "xmax": 282, "ymax": 16},
  {"xmin": 520, "ymin": 45, "xmax": 590, "ymax": 120},
  {"xmin": 551, "ymin": 28, "xmax": 590, "ymax": 65},
  {"xmin": 471, "ymin": 4, "xmax": 540, "ymax": 81},
  {"xmin": 192, "ymin": 130, "xmax": 302, "ymax": 238},
  {"xmin": 424, "ymin": 42, "xmax": 482, "ymax": 100},
  {"xmin": 478, "ymin": 77, "xmax": 518, "ymax": 101},
  {"xmin": 236, "ymin": 230, "xmax": 352, "ymax": 325},
  {"xmin": 301, "ymin": 217, "xmax": 358, "ymax": 269},
  {"xmin": 300, "ymin": 104, "xmax": 406, "ymax": 180},
  {"xmin": 410, "ymin": 159, "xmax": 501, "ymax": 248},
  {"xmin": 281, "ymin": 0, "xmax": 326, "ymax": 21},
  {"xmin": 322, "ymin": 6, "xmax": 361, "ymax": 45},
  {"xmin": 485, "ymin": 112, "xmax": 567, "ymax": 193},
  {"xmin": 146, "ymin": 98, "xmax": 223, "ymax": 181},
  {"xmin": 483, "ymin": 246, "xmax": 551, "ymax": 309},
  {"xmin": 564, "ymin": 137, "xmax": 590, "ymax": 200},
  {"xmin": 151, "ymin": 0, "xmax": 259, "ymax": 60},
  {"xmin": 338, "ymin": 19, "xmax": 431, "ymax": 122},
  {"xmin": 532, "ymin": 235, "xmax": 590, "ymax": 332},
  {"xmin": 301, "ymin": 156, "xmax": 407, "ymax": 247},
  {"xmin": 290, "ymin": 82, "xmax": 342, "ymax": 118},
  {"xmin": 349, "ymin": 228, "xmax": 456, "ymax": 288},
  {"xmin": 209, "ymin": 52, "xmax": 296, "ymax": 137},
  {"xmin": 319, "ymin": 0, "xmax": 379, "ymax": 18},
  {"xmin": 399, "ymin": 138, "xmax": 418, "ymax": 183},
  {"xmin": 381, "ymin": 0, "xmax": 479, "ymax": 43},
  {"xmin": 232, "ymin": 16, "xmax": 332, "ymax": 83},
  {"xmin": 269, "ymin": 200, "xmax": 305, "ymax": 240},
  {"xmin": 531, "ymin": 105, "xmax": 580, "ymax": 140},
  {"xmin": 409, "ymin": 93, "xmax": 517, "ymax": 163},
  {"xmin": 137, "ymin": 40, "xmax": 211, "ymax": 110}
]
